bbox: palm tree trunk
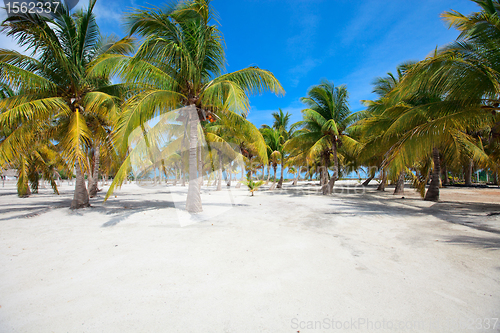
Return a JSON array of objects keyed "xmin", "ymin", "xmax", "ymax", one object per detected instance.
[
  {"xmin": 394, "ymin": 171, "xmax": 405, "ymax": 195},
  {"xmin": 71, "ymin": 160, "xmax": 90, "ymax": 209},
  {"xmin": 266, "ymin": 164, "xmax": 271, "ymax": 184},
  {"xmin": 377, "ymin": 169, "xmax": 387, "ymax": 191},
  {"xmin": 217, "ymin": 151, "xmax": 222, "ymax": 191},
  {"xmin": 319, "ymin": 165, "xmax": 326, "ymax": 187},
  {"xmin": 326, "ymin": 143, "xmax": 339, "ymax": 194},
  {"xmin": 464, "ymin": 159, "xmax": 473, "ymax": 186},
  {"xmin": 89, "ymin": 145, "xmax": 100, "ymax": 198},
  {"xmin": 362, "ymin": 175, "xmax": 375, "ymax": 186},
  {"xmin": 441, "ymin": 161, "xmax": 450, "ymax": 186},
  {"xmin": 277, "ymin": 159, "xmax": 284, "ymax": 188},
  {"xmin": 17, "ymin": 158, "xmax": 31, "ymax": 198},
  {"xmin": 198, "ymin": 143, "xmax": 203, "ymax": 187},
  {"xmin": 227, "ymin": 163, "xmax": 232, "ymax": 187},
  {"xmin": 322, "ymin": 153, "xmax": 333, "ymax": 195},
  {"xmin": 270, "ymin": 165, "xmax": 277, "ymax": 190},
  {"xmin": 185, "ymin": 106, "xmax": 202, "ymax": 213},
  {"xmin": 424, "ymin": 148, "xmax": 441, "ymax": 201}
]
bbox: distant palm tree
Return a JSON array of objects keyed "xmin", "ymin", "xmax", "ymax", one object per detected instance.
[
  {"xmin": 271, "ymin": 109, "xmax": 292, "ymax": 188},
  {"xmin": 260, "ymin": 127, "xmax": 282, "ymax": 190},
  {"xmin": 94, "ymin": 0, "xmax": 283, "ymax": 212},
  {"xmin": 286, "ymin": 80, "xmax": 357, "ymax": 194}
]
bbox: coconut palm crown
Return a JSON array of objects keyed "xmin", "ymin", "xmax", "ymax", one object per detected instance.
[
  {"xmin": 93, "ymin": 0, "xmax": 283, "ymax": 212},
  {"xmin": 286, "ymin": 80, "xmax": 358, "ymax": 194}
]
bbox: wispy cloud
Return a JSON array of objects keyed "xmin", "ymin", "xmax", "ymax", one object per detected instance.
[
  {"xmin": 94, "ymin": 1, "xmax": 123, "ymax": 23},
  {"xmin": 288, "ymin": 57, "xmax": 322, "ymax": 88}
]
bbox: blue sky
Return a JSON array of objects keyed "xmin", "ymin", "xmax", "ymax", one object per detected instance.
[{"xmin": 1, "ymin": 0, "xmax": 480, "ymax": 127}]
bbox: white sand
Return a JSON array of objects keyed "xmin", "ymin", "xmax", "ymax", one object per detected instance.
[{"xmin": 1, "ymin": 180, "xmax": 499, "ymax": 332}]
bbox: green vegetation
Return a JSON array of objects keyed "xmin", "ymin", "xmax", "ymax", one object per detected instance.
[
  {"xmin": 242, "ymin": 176, "xmax": 264, "ymax": 196},
  {"xmin": 1, "ymin": 0, "xmax": 499, "ymax": 209}
]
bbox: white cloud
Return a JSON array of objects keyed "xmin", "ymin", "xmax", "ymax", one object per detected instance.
[{"xmin": 93, "ymin": 1, "xmax": 123, "ymax": 24}]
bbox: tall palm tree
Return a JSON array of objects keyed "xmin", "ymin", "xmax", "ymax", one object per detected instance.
[
  {"xmin": 0, "ymin": 0, "xmax": 134, "ymax": 208},
  {"xmin": 355, "ymin": 64, "xmax": 413, "ymax": 192},
  {"xmin": 94, "ymin": 0, "xmax": 283, "ymax": 213},
  {"xmin": 286, "ymin": 80, "xmax": 357, "ymax": 194}
]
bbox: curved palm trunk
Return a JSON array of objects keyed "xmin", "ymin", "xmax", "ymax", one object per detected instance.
[
  {"xmin": 362, "ymin": 175, "xmax": 375, "ymax": 186},
  {"xmin": 394, "ymin": 171, "xmax": 405, "ymax": 195},
  {"xmin": 377, "ymin": 169, "xmax": 387, "ymax": 191},
  {"xmin": 89, "ymin": 145, "xmax": 100, "ymax": 198},
  {"xmin": 186, "ymin": 106, "xmax": 202, "ymax": 213},
  {"xmin": 277, "ymin": 160, "xmax": 284, "ymax": 188},
  {"xmin": 71, "ymin": 160, "xmax": 90, "ymax": 209},
  {"xmin": 424, "ymin": 148, "xmax": 441, "ymax": 202}
]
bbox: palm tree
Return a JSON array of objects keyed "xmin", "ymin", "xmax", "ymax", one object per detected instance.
[
  {"xmin": 94, "ymin": 0, "xmax": 283, "ymax": 213},
  {"xmin": 286, "ymin": 80, "xmax": 357, "ymax": 194},
  {"xmin": 270, "ymin": 109, "xmax": 292, "ymax": 188},
  {"xmin": 355, "ymin": 64, "xmax": 413, "ymax": 193},
  {"xmin": 0, "ymin": 0, "xmax": 134, "ymax": 208},
  {"xmin": 384, "ymin": 1, "xmax": 500, "ymax": 200},
  {"xmin": 261, "ymin": 127, "xmax": 283, "ymax": 190},
  {"xmin": 242, "ymin": 176, "xmax": 264, "ymax": 196}
]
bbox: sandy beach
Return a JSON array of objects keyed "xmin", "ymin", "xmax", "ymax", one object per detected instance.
[{"xmin": 0, "ymin": 181, "xmax": 499, "ymax": 332}]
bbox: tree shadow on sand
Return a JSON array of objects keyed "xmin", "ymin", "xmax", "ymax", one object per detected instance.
[
  {"xmin": 444, "ymin": 236, "xmax": 500, "ymax": 250},
  {"xmin": 324, "ymin": 192, "xmax": 500, "ymax": 250}
]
